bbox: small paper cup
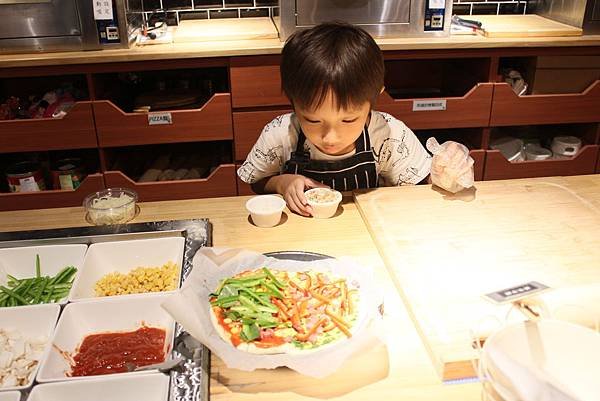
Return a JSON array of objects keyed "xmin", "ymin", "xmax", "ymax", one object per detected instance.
[
  {"xmin": 245, "ymin": 195, "xmax": 286, "ymax": 228},
  {"xmin": 305, "ymin": 188, "xmax": 342, "ymax": 219}
]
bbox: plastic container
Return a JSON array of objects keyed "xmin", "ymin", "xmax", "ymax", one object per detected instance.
[
  {"xmin": 245, "ymin": 195, "xmax": 286, "ymax": 228},
  {"xmin": 305, "ymin": 188, "xmax": 342, "ymax": 219},
  {"xmin": 83, "ymin": 188, "xmax": 138, "ymax": 226},
  {"xmin": 524, "ymin": 143, "xmax": 552, "ymax": 161},
  {"xmin": 490, "ymin": 137, "xmax": 525, "ymax": 162},
  {"xmin": 551, "ymin": 136, "xmax": 582, "ymax": 159}
]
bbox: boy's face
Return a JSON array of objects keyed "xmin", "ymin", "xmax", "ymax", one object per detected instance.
[{"xmin": 295, "ymin": 90, "xmax": 370, "ymax": 156}]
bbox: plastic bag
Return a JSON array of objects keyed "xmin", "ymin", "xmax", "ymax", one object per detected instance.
[{"xmin": 426, "ymin": 137, "xmax": 474, "ymax": 194}]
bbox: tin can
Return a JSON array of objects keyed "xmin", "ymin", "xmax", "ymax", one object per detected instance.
[
  {"xmin": 51, "ymin": 158, "xmax": 86, "ymax": 190},
  {"xmin": 6, "ymin": 161, "xmax": 45, "ymax": 192}
]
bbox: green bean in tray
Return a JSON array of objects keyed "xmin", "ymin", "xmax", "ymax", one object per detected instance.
[{"xmin": 0, "ymin": 254, "xmax": 77, "ymax": 307}]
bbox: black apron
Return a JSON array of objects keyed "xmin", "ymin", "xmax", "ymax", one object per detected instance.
[{"xmin": 283, "ymin": 125, "xmax": 378, "ymax": 191}]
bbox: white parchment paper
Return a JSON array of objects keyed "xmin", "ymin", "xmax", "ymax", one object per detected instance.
[{"xmin": 162, "ymin": 247, "xmax": 383, "ymax": 378}]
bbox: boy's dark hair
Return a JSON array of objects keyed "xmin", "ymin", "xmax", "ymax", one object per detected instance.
[{"xmin": 280, "ymin": 21, "xmax": 384, "ymax": 111}]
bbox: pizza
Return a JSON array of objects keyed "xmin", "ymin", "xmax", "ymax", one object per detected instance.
[{"xmin": 209, "ymin": 267, "xmax": 360, "ymax": 354}]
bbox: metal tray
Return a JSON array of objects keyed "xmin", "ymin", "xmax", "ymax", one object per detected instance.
[{"xmin": 0, "ymin": 219, "xmax": 212, "ymax": 401}]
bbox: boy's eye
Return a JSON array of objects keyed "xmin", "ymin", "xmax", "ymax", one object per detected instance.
[
  {"xmin": 305, "ymin": 118, "xmax": 321, "ymax": 124},
  {"xmin": 342, "ymin": 118, "xmax": 359, "ymax": 123}
]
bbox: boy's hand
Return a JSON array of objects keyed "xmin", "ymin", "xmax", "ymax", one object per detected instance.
[
  {"xmin": 276, "ymin": 174, "xmax": 329, "ymax": 216},
  {"xmin": 428, "ymin": 140, "xmax": 474, "ymax": 194}
]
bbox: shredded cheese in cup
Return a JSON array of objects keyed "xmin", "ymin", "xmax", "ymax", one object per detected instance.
[
  {"xmin": 84, "ymin": 189, "xmax": 137, "ymax": 225},
  {"xmin": 305, "ymin": 189, "xmax": 338, "ymax": 203}
]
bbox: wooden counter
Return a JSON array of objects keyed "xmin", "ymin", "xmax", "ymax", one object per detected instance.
[
  {"xmin": 0, "ymin": 194, "xmax": 480, "ymax": 400},
  {"xmin": 1, "ymin": 30, "xmax": 600, "ymax": 69},
  {"xmin": 1, "ymin": 175, "xmax": 599, "ymax": 399},
  {"xmin": 354, "ymin": 175, "xmax": 600, "ymax": 381}
]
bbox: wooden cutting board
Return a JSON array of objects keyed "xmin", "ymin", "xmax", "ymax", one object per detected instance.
[
  {"xmin": 470, "ymin": 15, "xmax": 582, "ymax": 37},
  {"xmin": 354, "ymin": 175, "xmax": 600, "ymax": 381},
  {"xmin": 174, "ymin": 17, "xmax": 279, "ymax": 43}
]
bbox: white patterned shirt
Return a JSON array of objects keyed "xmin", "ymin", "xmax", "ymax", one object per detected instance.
[{"xmin": 237, "ymin": 111, "xmax": 432, "ymax": 187}]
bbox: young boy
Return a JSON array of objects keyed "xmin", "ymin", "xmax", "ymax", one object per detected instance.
[{"xmin": 237, "ymin": 22, "xmax": 471, "ymax": 216}]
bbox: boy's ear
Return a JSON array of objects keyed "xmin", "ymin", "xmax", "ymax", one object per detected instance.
[{"xmin": 380, "ymin": 86, "xmax": 385, "ymax": 94}]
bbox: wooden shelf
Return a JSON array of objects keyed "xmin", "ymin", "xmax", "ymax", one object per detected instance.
[
  {"xmin": 0, "ymin": 102, "xmax": 97, "ymax": 153},
  {"xmin": 470, "ymin": 149, "xmax": 486, "ymax": 181},
  {"xmin": 230, "ymin": 56, "xmax": 290, "ymax": 108},
  {"xmin": 233, "ymin": 108, "xmax": 292, "ymax": 161},
  {"xmin": 235, "ymin": 164, "xmax": 255, "ymax": 196},
  {"xmin": 93, "ymin": 93, "xmax": 233, "ymax": 147},
  {"xmin": 377, "ymin": 83, "xmax": 494, "ymax": 129},
  {"xmin": 483, "ymin": 145, "xmax": 599, "ymax": 180},
  {"xmin": 490, "ymin": 81, "xmax": 600, "ymax": 126},
  {"xmin": 103, "ymin": 164, "xmax": 237, "ymax": 202},
  {"xmin": 0, "ymin": 173, "xmax": 104, "ymax": 211}
]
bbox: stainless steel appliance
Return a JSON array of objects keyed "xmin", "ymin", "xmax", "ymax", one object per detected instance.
[
  {"xmin": 274, "ymin": 0, "xmax": 452, "ymax": 40},
  {"xmin": 529, "ymin": 0, "xmax": 600, "ymax": 33},
  {"xmin": 0, "ymin": 0, "xmax": 142, "ymax": 54}
]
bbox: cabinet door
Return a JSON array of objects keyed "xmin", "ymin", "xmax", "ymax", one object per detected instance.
[
  {"xmin": 230, "ymin": 56, "xmax": 291, "ymax": 108},
  {"xmin": 233, "ymin": 109, "xmax": 292, "ymax": 161}
]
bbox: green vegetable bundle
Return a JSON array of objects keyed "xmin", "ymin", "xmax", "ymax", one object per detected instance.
[
  {"xmin": 0, "ymin": 254, "xmax": 78, "ymax": 307},
  {"xmin": 210, "ymin": 267, "xmax": 285, "ymax": 342}
]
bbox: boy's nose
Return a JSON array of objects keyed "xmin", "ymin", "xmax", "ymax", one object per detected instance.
[{"xmin": 322, "ymin": 128, "xmax": 338, "ymax": 144}]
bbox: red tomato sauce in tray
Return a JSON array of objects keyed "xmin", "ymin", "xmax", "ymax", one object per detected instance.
[{"xmin": 70, "ymin": 326, "xmax": 166, "ymax": 376}]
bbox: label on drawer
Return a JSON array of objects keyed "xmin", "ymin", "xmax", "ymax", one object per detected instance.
[
  {"xmin": 412, "ymin": 99, "xmax": 447, "ymax": 111},
  {"xmin": 148, "ymin": 112, "xmax": 173, "ymax": 125}
]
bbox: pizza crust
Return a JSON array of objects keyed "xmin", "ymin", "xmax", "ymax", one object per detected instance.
[
  {"xmin": 209, "ymin": 269, "xmax": 360, "ymax": 355},
  {"xmin": 209, "ymin": 307, "xmax": 292, "ymax": 355}
]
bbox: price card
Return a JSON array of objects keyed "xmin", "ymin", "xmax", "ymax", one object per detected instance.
[
  {"xmin": 484, "ymin": 281, "xmax": 550, "ymax": 304},
  {"xmin": 93, "ymin": 0, "xmax": 114, "ymax": 20}
]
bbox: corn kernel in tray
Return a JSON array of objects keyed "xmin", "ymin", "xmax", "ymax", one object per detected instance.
[{"xmin": 94, "ymin": 261, "xmax": 179, "ymax": 297}]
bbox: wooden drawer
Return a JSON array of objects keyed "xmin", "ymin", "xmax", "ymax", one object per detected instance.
[
  {"xmin": 377, "ymin": 83, "xmax": 493, "ymax": 129},
  {"xmin": 490, "ymin": 81, "xmax": 600, "ymax": 126},
  {"xmin": 233, "ymin": 109, "xmax": 292, "ymax": 161},
  {"xmin": 230, "ymin": 57, "xmax": 290, "ymax": 108},
  {"xmin": 0, "ymin": 102, "xmax": 97, "ymax": 153},
  {"xmin": 94, "ymin": 94, "xmax": 233, "ymax": 147},
  {"xmin": 235, "ymin": 164, "xmax": 255, "ymax": 196},
  {"xmin": 483, "ymin": 145, "xmax": 599, "ymax": 180},
  {"xmin": 104, "ymin": 164, "xmax": 237, "ymax": 202},
  {"xmin": 470, "ymin": 149, "xmax": 486, "ymax": 182},
  {"xmin": 0, "ymin": 173, "xmax": 104, "ymax": 211}
]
